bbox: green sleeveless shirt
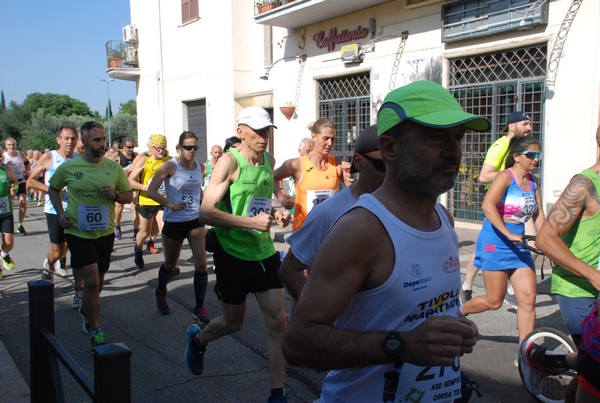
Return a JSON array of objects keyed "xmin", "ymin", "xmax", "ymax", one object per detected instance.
[
  {"xmin": 214, "ymin": 148, "xmax": 276, "ymax": 261},
  {"xmin": 0, "ymin": 166, "xmax": 13, "ymax": 218},
  {"xmin": 552, "ymin": 169, "xmax": 600, "ymax": 298}
]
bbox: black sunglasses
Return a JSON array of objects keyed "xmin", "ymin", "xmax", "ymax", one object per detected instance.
[
  {"xmin": 125, "ymin": 146, "xmax": 134, "ymax": 149},
  {"xmin": 360, "ymin": 154, "xmax": 386, "ymax": 172},
  {"xmin": 181, "ymin": 145, "xmax": 199, "ymax": 151}
]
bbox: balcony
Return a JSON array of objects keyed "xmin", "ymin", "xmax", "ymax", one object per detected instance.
[
  {"xmin": 254, "ymin": 0, "xmax": 394, "ymax": 30},
  {"xmin": 105, "ymin": 40, "xmax": 140, "ymax": 81}
]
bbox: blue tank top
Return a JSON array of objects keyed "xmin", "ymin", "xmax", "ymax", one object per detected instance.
[{"xmin": 496, "ymin": 169, "xmax": 538, "ymax": 223}]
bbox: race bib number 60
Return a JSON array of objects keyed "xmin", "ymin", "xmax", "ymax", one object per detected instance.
[
  {"xmin": 0, "ymin": 196, "xmax": 10, "ymax": 215},
  {"xmin": 78, "ymin": 204, "xmax": 109, "ymax": 230}
]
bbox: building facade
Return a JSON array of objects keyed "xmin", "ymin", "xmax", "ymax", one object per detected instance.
[{"xmin": 109, "ymin": 0, "xmax": 600, "ymax": 222}]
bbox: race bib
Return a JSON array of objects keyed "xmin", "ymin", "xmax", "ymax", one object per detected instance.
[
  {"xmin": 148, "ymin": 177, "xmax": 166, "ymax": 195},
  {"xmin": 180, "ymin": 188, "xmax": 199, "ymax": 214},
  {"xmin": 306, "ymin": 189, "xmax": 337, "ymax": 213},
  {"xmin": 246, "ymin": 197, "xmax": 272, "ymax": 217},
  {"xmin": 0, "ymin": 196, "xmax": 10, "ymax": 215},
  {"xmin": 77, "ymin": 204, "xmax": 109, "ymax": 230}
]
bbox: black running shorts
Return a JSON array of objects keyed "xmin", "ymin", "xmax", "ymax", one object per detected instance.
[
  {"xmin": 212, "ymin": 242, "xmax": 282, "ymax": 305},
  {"xmin": 65, "ymin": 233, "xmax": 114, "ymax": 273}
]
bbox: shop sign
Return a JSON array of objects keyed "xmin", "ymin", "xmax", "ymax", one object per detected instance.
[{"xmin": 313, "ymin": 25, "xmax": 369, "ymax": 52}]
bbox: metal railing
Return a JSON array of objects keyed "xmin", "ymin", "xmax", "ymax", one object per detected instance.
[{"xmin": 29, "ymin": 280, "xmax": 131, "ymax": 403}]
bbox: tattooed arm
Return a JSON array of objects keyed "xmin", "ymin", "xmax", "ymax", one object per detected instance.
[{"xmin": 537, "ymin": 173, "xmax": 600, "ymax": 291}]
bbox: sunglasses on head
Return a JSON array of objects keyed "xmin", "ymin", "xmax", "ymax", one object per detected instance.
[
  {"xmin": 181, "ymin": 145, "xmax": 199, "ymax": 151},
  {"xmin": 360, "ymin": 154, "xmax": 386, "ymax": 172},
  {"xmin": 520, "ymin": 151, "xmax": 541, "ymax": 160}
]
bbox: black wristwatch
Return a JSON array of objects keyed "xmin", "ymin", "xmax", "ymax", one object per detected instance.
[{"xmin": 383, "ymin": 332, "xmax": 405, "ymax": 368}]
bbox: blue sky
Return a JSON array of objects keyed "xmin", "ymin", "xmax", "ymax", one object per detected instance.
[{"xmin": 0, "ymin": 1, "xmax": 136, "ymax": 115}]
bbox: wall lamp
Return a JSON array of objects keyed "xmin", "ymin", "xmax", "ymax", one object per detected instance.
[{"xmin": 260, "ymin": 53, "xmax": 307, "ymax": 80}]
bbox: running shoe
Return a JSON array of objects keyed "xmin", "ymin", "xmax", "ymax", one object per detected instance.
[
  {"xmin": 519, "ymin": 341, "xmax": 545, "ymax": 395},
  {"xmin": 504, "ymin": 294, "xmax": 518, "ymax": 310},
  {"xmin": 461, "ymin": 288, "xmax": 473, "ymax": 302},
  {"xmin": 146, "ymin": 240, "xmax": 160, "ymax": 254},
  {"xmin": 185, "ymin": 324, "xmax": 205, "ymax": 375},
  {"xmin": 42, "ymin": 259, "xmax": 54, "ymax": 281},
  {"xmin": 72, "ymin": 290, "xmax": 83, "ymax": 309},
  {"xmin": 155, "ymin": 287, "xmax": 170, "ymax": 315},
  {"xmin": 90, "ymin": 330, "xmax": 107, "ymax": 347},
  {"xmin": 37, "ymin": 201, "xmax": 43, "ymax": 207},
  {"xmin": 17, "ymin": 224, "xmax": 26, "ymax": 236},
  {"xmin": 193, "ymin": 306, "xmax": 210, "ymax": 324},
  {"xmin": 55, "ymin": 258, "xmax": 67, "ymax": 277},
  {"xmin": 114, "ymin": 225, "xmax": 122, "ymax": 240},
  {"xmin": 79, "ymin": 305, "xmax": 91, "ymax": 335},
  {"xmin": 134, "ymin": 247, "xmax": 144, "ymax": 269},
  {"xmin": 1, "ymin": 254, "xmax": 15, "ymax": 270}
]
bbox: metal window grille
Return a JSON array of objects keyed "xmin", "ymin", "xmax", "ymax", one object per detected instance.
[
  {"xmin": 318, "ymin": 74, "xmax": 371, "ymax": 161},
  {"xmin": 448, "ymin": 45, "xmax": 546, "ymax": 221}
]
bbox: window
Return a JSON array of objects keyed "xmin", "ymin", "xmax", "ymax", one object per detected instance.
[{"xmin": 182, "ymin": 0, "xmax": 199, "ymax": 25}]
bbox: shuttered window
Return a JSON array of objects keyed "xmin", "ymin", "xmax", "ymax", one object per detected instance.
[{"xmin": 182, "ymin": 0, "xmax": 199, "ymax": 25}]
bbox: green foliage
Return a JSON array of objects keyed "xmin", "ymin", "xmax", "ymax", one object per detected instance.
[
  {"xmin": 22, "ymin": 93, "xmax": 93, "ymax": 121},
  {"xmin": 19, "ymin": 110, "xmax": 88, "ymax": 151},
  {"xmin": 0, "ymin": 91, "xmax": 6, "ymax": 114},
  {"xmin": 0, "ymin": 101, "xmax": 28, "ymax": 140},
  {"xmin": 106, "ymin": 113, "xmax": 137, "ymax": 144},
  {"xmin": 119, "ymin": 99, "xmax": 136, "ymax": 116},
  {"xmin": 0, "ymin": 92, "xmax": 137, "ymax": 150}
]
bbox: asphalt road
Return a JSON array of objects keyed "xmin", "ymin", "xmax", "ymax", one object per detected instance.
[{"xmin": 0, "ymin": 200, "xmax": 569, "ymax": 402}]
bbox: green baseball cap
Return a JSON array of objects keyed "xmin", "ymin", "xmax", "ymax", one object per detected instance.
[{"xmin": 377, "ymin": 81, "xmax": 490, "ymax": 136}]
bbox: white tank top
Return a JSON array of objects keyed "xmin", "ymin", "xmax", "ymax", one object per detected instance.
[
  {"xmin": 44, "ymin": 151, "xmax": 79, "ymax": 214},
  {"xmin": 162, "ymin": 158, "xmax": 202, "ymax": 222},
  {"xmin": 320, "ymin": 194, "xmax": 463, "ymax": 403},
  {"xmin": 4, "ymin": 151, "xmax": 26, "ymax": 183}
]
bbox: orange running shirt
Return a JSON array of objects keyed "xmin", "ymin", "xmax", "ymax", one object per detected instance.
[{"xmin": 293, "ymin": 155, "xmax": 339, "ymax": 231}]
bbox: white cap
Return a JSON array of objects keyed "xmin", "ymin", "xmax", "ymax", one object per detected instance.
[{"xmin": 237, "ymin": 106, "xmax": 277, "ymax": 130}]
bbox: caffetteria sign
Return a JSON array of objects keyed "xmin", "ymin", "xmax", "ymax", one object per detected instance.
[{"xmin": 313, "ymin": 25, "xmax": 370, "ymax": 52}]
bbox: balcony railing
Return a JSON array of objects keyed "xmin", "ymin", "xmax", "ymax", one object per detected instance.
[
  {"xmin": 105, "ymin": 40, "xmax": 138, "ymax": 70},
  {"xmin": 255, "ymin": 0, "xmax": 294, "ymax": 15}
]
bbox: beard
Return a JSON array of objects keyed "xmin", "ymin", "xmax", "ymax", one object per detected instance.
[
  {"xmin": 90, "ymin": 147, "xmax": 106, "ymax": 158},
  {"xmin": 393, "ymin": 147, "xmax": 460, "ymax": 197}
]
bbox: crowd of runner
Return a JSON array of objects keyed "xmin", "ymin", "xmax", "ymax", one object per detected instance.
[{"xmin": 0, "ymin": 80, "xmax": 599, "ymax": 402}]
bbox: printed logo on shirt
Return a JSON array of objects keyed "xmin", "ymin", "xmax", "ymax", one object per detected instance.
[
  {"xmin": 404, "ymin": 264, "xmax": 432, "ymax": 291},
  {"xmin": 74, "ymin": 171, "xmax": 84, "ymax": 180},
  {"xmin": 443, "ymin": 256, "xmax": 460, "ymax": 273},
  {"xmin": 404, "ymin": 288, "xmax": 461, "ymax": 323}
]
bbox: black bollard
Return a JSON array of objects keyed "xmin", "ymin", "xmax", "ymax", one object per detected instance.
[{"xmin": 28, "ymin": 279, "xmax": 57, "ymax": 403}]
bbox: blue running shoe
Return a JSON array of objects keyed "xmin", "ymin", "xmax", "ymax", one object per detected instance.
[{"xmin": 185, "ymin": 324, "xmax": 205, "ymax": 375}]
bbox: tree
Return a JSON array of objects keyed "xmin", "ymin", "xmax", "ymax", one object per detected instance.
[
  {"xmin": 19, "ymin": 110, "xmax": 89, "ymax": 151},
  {"xmin": 0, "ymin": 91, "xmax": 6, "ymax": 114},
  {"xmin": 110, "ymin": 113, "xmax": 137, "ymax": 143},
  {"xmin": 22, "ymin": 93, "xmax": 93, "ymax": 121},
  {"xmin": 119, "ymin": 99, "xmax": 137, "ymax": 116}
]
